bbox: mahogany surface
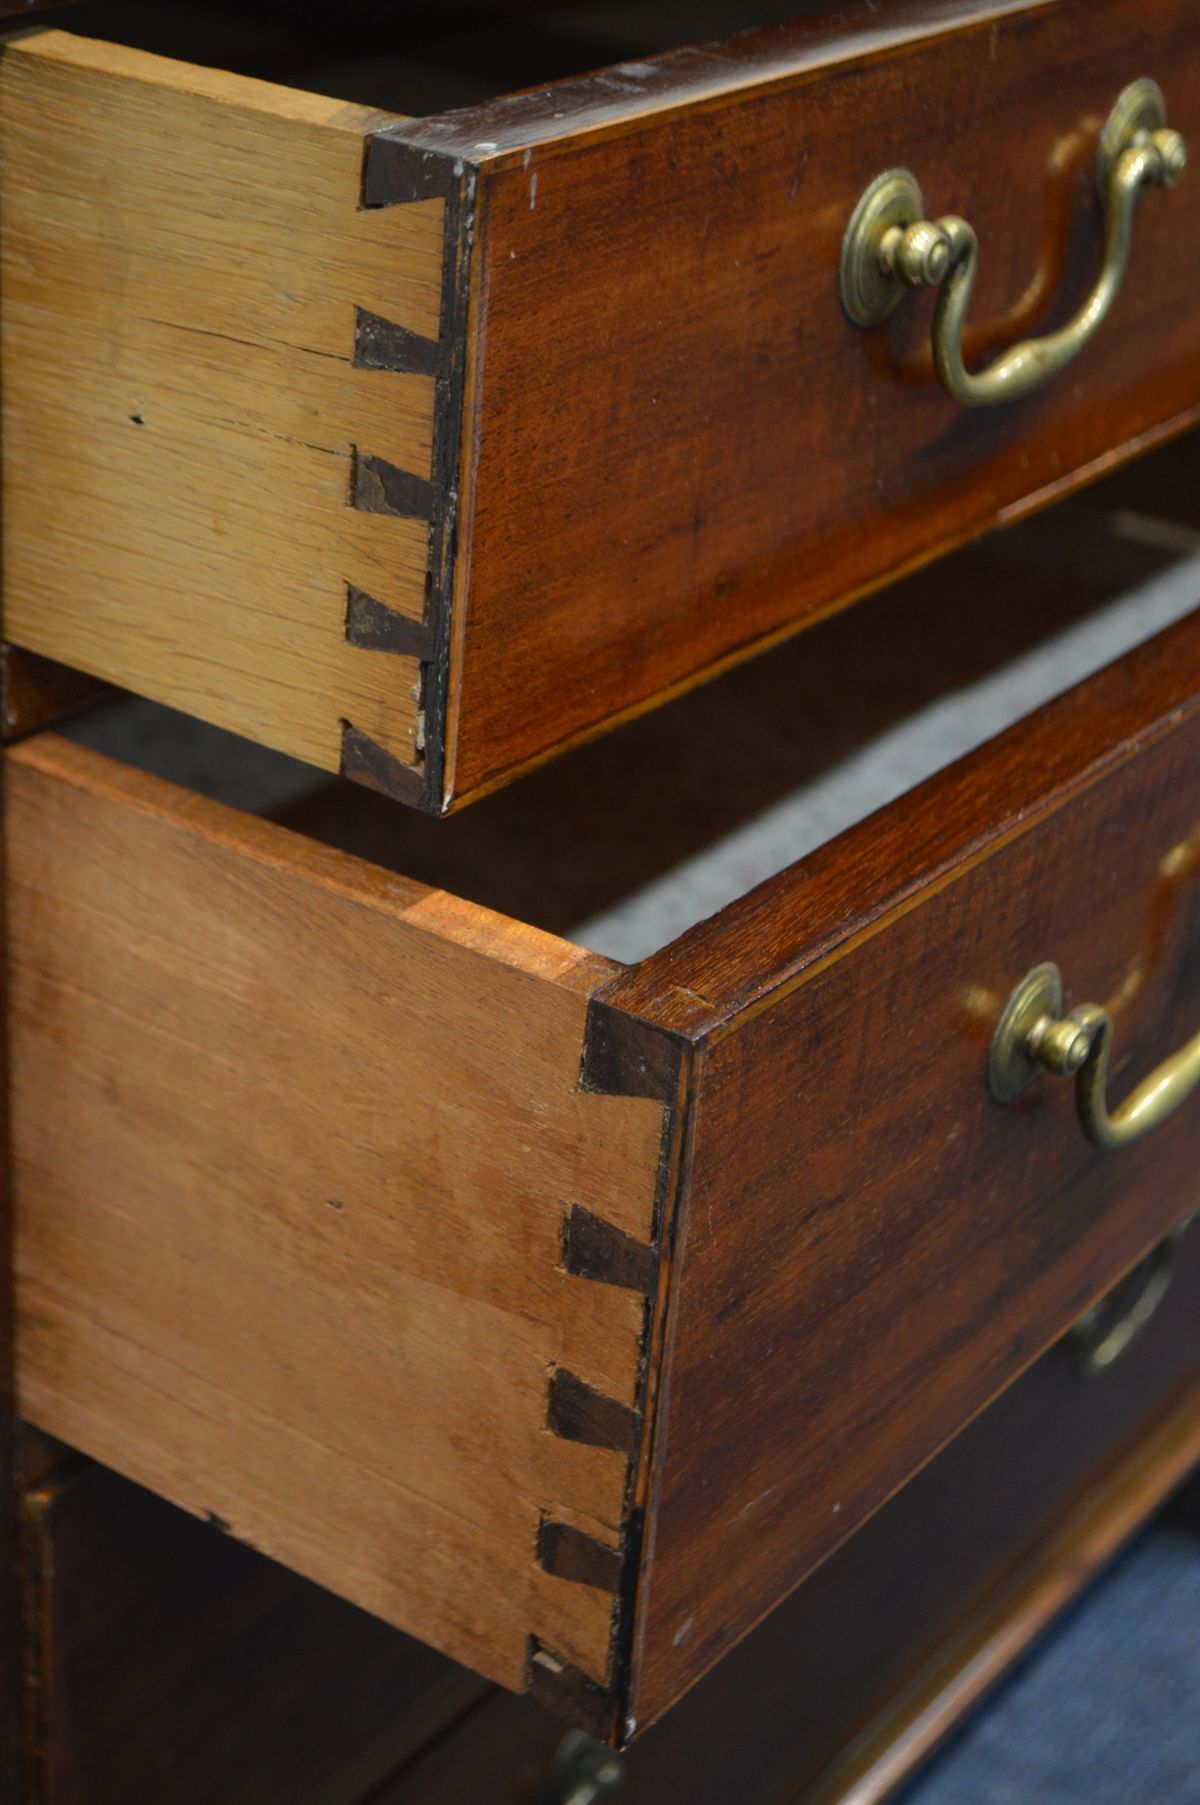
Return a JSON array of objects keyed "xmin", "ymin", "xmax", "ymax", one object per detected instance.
[
  {"xmin": 8, "ymin": 604, "xmax": 1200, "ymax": 1741},
  {"xmin": 599, "ymin": 607, "xmax": 1200, "ymax": 1726},
  {"xmin": 368, "ymin": 0, "xmax": 1200, "ymax": 806}
]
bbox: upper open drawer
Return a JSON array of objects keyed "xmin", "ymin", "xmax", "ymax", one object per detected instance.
[{"xmin": 2, "ymin": 0, "xmax": 1200, "ymax": 810}]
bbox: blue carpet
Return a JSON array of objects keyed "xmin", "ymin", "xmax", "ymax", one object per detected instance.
[{"xmin": 897, "ymin": 1524, "xmax": 1200, "ymax": 1805}]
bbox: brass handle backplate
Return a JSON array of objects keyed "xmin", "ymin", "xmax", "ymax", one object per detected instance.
[
  {"xmin": 989, "ymin": 962, "xmax": 1200, "ymax": 1150},
  {"xmin": 840, "ymin": 79, "xmax": 1186, "ymax": 407}
]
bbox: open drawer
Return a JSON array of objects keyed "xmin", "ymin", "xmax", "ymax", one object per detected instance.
[
  {"xmin": 3, "ymin": 0, "xmax": 1200, "ymax": 810},
  {"xmin": 8, "ymin": 475, "xmax": 1200, "ymax": 1742}
]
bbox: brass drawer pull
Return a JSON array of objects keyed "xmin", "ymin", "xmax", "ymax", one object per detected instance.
[
  {"xmin": 989, "ymin": 962, "xmax": 1200, "ymax": 1149},
  {"xmin": 537, "ymin": 1733, "xmax": 624, "ymax": 1804},
  {"xmin": 1069, "ymin": 1210, "xmax": 1196, "ymax": 1373},
  {"xmin": 840, "ymin": 79, "xmax": 1186, "ymax": 407}
]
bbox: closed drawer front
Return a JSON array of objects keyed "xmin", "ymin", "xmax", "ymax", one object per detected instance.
[
  {"xmin": 3, "ymin": 0, "xmax": 1200, "ymax": 810},
  {"xmin": 8, "ymin": 581, "xmax": 1200, "ymax": 1743}
]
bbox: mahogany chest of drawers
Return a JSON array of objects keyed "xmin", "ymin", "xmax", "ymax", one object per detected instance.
[{"xmin": 1, "ymin": 0, "xmax": 1199, "ymax": 1797}]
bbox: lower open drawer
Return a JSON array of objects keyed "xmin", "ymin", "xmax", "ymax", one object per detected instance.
[
  {"xmin": 7, "ymin": 498, "xmax": 1200, "ymax": 1741},
  {"xmin": 4, "ymin": 2, "xmax": 1200, "ymax": 812}
]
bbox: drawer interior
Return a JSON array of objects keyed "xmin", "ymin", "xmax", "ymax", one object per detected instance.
[
  {"xmin": 63, "ymin": 435, "xmax": 1200, "ymax": 960},
  {"xmin": 46, "ymin": 0, "xmax": 837, "ymax": 114}
]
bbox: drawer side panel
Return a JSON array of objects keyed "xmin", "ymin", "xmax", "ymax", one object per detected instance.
[
  {"xmin": 5, "ymin": 737, "xmax": 666, "ymax": 1698},
  {"xmin": 0, "ymin": 31, "xmax": 450, "ymax": 802}
]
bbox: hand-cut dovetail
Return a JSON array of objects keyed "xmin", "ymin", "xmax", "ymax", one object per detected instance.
[
  {"xmin": 351, "ymin": 451, "xmax": 437, "ymax": 521},
  {"xmin": 353, "ymin": 307, "xmax": 445, "ymax": 378},
  {"xmin": 537, "ymin": 1519, "xmax": 623, "ymax": 1592},
  {"xmin": 562, "ymin": 1206, "xmax": 657, "ymax": 1294},
  {"xmin": 341, "ymin": 723, "xmax": 427, "ymax": 808},
  {"xmin": 361, "ymin": 137, "xmax": 465, "ymax": 209},
  {"xmin": 356, "ymin": 135, "xmax": 473, "ymax": 817},
  {"xmin": 548, "ymin": 1369, "xmax": 640, "ymax": 1457},
  {"xmin": 344, "ymin": 586, "xmax": 434, "ymax": 659},
  {"xmin": 580, "ymin": 1000, "xmax": 687, "ymax": 1102},
  {"xmin": 528, "ymin": 1641, "xmax": 618, "ymax": 1741}
]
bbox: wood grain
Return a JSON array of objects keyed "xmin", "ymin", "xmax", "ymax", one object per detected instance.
[
  {"xmin": 368, "ymin": 0, "xmax": 1200, "ymax": 806},
  {"xmin": 6, "ymin": 9, "xmax": 1199, "ymax": 810},
  {"xmin": 10, "ymin": 601, "xmax": 1200, "ymax": 1737},
  {"xmin": 265, "ymin": 439, "xmax": 1200, "ymax": 941},
  {"xmin": 604, "ymin": 607, "xmax": 1200, "ymax": 1727},
  {"xmin": 0, "ymin": 29, "xmax": 440, "ymax": 784},
  {"xmin": 367, "ymin": 1226, "xmax": 1200, "ymax": 1799},
  {"xmin": 5, "ymin": 735, "xmax": 665, "ymax": 1694}
]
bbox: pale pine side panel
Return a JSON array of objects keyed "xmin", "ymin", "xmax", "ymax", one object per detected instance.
[
  {"xmin": 0, "ymin": 31, "xmax": 442, "ymax": 775},
  {"xmin": 7, "ymin": 738, "xmax": 665, "ymax": 1690}
]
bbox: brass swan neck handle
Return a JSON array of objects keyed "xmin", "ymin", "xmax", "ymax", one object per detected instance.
[
  {"xmin": 989, "ymin": 963, "xmax": 1200, "ymax": 1150},
  {"xmin": 840, "ymin": 79, "xmax": 1186, "ymax": 408}
]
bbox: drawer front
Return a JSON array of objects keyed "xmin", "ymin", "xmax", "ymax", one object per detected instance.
[
  {"xmin": 8, "ymin": 615, "xmax": 1200, "ymax": 1746},
  {"xmin": 595, "ymin": 607, "xmax": 1200, "ymax": 1728},
  {"xmin": 4, "ymin": 3, "xmax": 1200, "ymax": 812},
  {"xmin": 385, "ymin": 0, "xmax": 1200, "ymax": 807}
]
